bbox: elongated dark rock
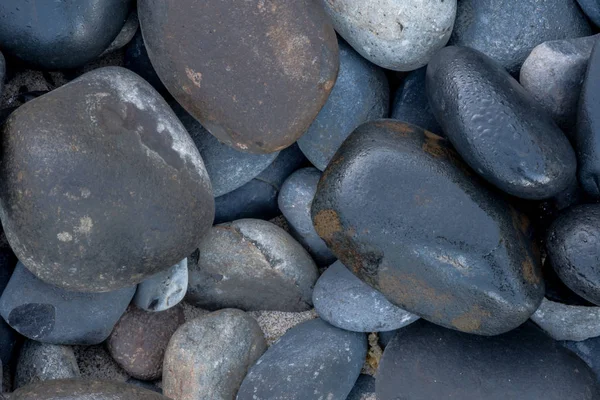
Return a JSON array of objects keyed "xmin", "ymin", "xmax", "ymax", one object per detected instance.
[
  {"xmin": 312, "ymin": 120, "xmax": 544, "ymax": 335},
  {"xmin": 138, "ymin": 0, "xmax": 339, "ymax": 154},
  {"xmin": 10, "ymin": 379, "xmax": 169, "ymax": 399},
  {"xmin": 427, "ymin": 46, "xmax": 576, "ymax": 200}
]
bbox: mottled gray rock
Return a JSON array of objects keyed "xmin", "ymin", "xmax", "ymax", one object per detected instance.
[
  {"xmin": 100, "ymin": 11, "xmax": 139, "ymax": 56},
  {"xmin": 296, "ymin": 39, "xmax": 389, "ymax": 170},
  {"xmin": 172, "ymin": 102, "xmax": 278, "ymax": 196},
  {"xmin": 163, "ymin": 309, "xmax": 266, "ymax": 400},
  {"xmin": 578, "ymin": 0, "xmax": 600, "ymax": 26},
  {"xmin": 10, "ymin": 379, "xmax": 169, "ymax": 399},
  {"xmin": 15, "ymin": 340, "xmax": 80, "ymax": 389},
  {"xmin": 531, "ymin": 298, "xmax": 600, "ymax": 341},
  {"xmin": 521, "ymin": 35, "xmax": 598, "ymax": 132},
  {"xmin": 187, "ymin": 219, "xmax": 318, "ymax": 311},
  {"xmin": 450, "ymin": 0, "xmax": 593, "ymax": 74},
  {"xmin": 347, "ymin": 374, "xmax": 376, "ymax": 400},
  {"xmin": 0, "ymin": 263, "xmax": 135, "ymax": 345},
  {"xmin": 134, "ymin": 259, "xmax": 188, "ymax": 312},
  {"xmin": 237, "ymin": 318, "xmax": 367, "ymax": 400},
  {"xmin": 278, "ymin": 168, "xmax": 336, "ymax": 265},
  {"xmin": 313, "ymin": 262, "xmax": 418, "ymax": 332},
  {"xmin": 320, "ymin": 0, "xmax": 456, "ymax": 71}
]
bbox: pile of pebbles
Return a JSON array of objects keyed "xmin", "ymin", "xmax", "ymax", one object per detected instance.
[{"xmin": 0, "ymin": 0, "xmax": 599, "ymax": 399}]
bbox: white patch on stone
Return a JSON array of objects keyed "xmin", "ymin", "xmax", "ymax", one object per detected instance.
[{"xmin": 57, "ymin": 232, "xmax": 73, "ymax": 242}]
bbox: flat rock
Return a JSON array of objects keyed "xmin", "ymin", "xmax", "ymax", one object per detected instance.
[
  {"xmin": 15, "ymin": 340, "xmax": 80, "ymax": 389},
  {"xmin": 107, "ymin": 305, "xmax": 184, "ymax": 380},
  {"xmin": 139, "ymin": 0, "xmax": 338, "ymax": 154},
  {"xmin": 172, "ymin": 102, "xmax": 278, "ymax": 196},
  {"xmin": 546, "ymin": 204, "xmax": 600, "ymax": 305},
  {"xmin": 134, "ymin": 258, "xmax": 188, "ymax": 312},
  {"xmin": 0, "ymin": 263, "xmax": 135, "ymax": 345},
  {"xmin": 320, "ymin": 0, "xmax": 456, "ymax": 71},
  {"xmin": 187, "ymin": 219, "xmax": 318, "ymax": 311},
  {"xmin": 427, "ymin": 46, "xmax": 577, "ymax": 200},
  {"xmin": 377, "ymin": 321, "xmax": 600, "ymax": 400},
  {"xmin": 214, "ymin": 143, "xmax": 308, "ymax": 223},
  {"xmin": 297, "ymin": 39, "xmax": 389, "ymax": 170},
  {"xmin": 237, "ymin": 318, "xmax": 367, "ymax": 400},
  {"xmin": 313, "ymin": 261, "xmax": 418, "ymax": 332},
  {"xmin": 163, "ymin": 309, "xmax": 266, "ymax": 400},
  {"xmin": 520, "ymin": 35, "xmax": 598, "ymax": 132},
  {"xmin": 312, "ymin": 120, "xmax": 544, "ymax": 335},
  {"xmin": 450, "ymin": 0, "xmax": 592, "ymax": 74},
  {"xmin": 10, "ymin": 379, "xmax": 169, "ymax": 399},
  {"xmin": 347, "ymin": 374, "xmax": 376, "ymax": 400},
  {"xmin": 531, "ymin": 298, "xmax": 600, "ymax": 341},
  {"xmin": 0, "ymin": 0, "xmax": 133, "ymax": 69},
  {"xmin": 278, "ymin": 168, "xmax": 336, "ymax": 265},
  {"xmin": 391, "ymin": 67, "xmax": 443, "ymax": 136},
  {"xmin": 0, "ymin": 67, "xmax": 214, "ymax": 292},
  {"xmin": 576, "ymin": 37, "xmax": 600, "ymax": 197},
  {"xmin": 578, "ymin": 0, "xmax": 600, "ymax": 26}
]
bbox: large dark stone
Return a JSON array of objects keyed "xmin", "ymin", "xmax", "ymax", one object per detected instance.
[
  {"xmin": 312, "ymin": 120, "xmax": 544, "ymax": 335},
  {"xmin": 377, "ymin": 321, "xmax": 600, "ymax": 400},
  {"xmin": 0, "ymin": 0, "xmax": 133, "ymax": 69},
  {"xmin": 0, "ymin": 67, "xmax": 214, "ymax": 292},
  {"xmin": 10, "ymin": 379, "xmax": 169, "ymax": 399},
  {"xmin": 0, "ymin": 262, "xmax": 135, "ymax": 345},
  {"xmin": 237, "ymin": 318, "xmax": 366, "ymax": 400},
  {"xmin": 427, "ymin": 46, "xmax": 576, "ymax": 200},
  {"xmin": 576, "ymin": 37, "xmax": 600, "ymax": 197},
  {"xmin": 577, "ymin": 0, "xmax": 600, "ymax": 26},
  {"xmin": 449, "ymin": 0, "xmax": 592, "ymax": 74},
  {"xmin": 138, "ymin": 0, "xmax": 339, "ymax": 154}
]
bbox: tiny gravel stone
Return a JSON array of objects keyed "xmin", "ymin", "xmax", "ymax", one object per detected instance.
[
  {"xmin": 15, "ymin": 340, "xmax": 80, "ymax": 389},
  {"xmin": 74, "ymin": 345, "xmax": 130, "ymax": 382},
  {"xmin": 134, "ymin": 259, "xmax": 188, "ymax": 312},
  {"xmin": 248, "ymin": 309, "xmax": 318, "ymax": 346},
  {"xmin": 531, "ymin": 298, "xmax": 600, "ymax": 341}
]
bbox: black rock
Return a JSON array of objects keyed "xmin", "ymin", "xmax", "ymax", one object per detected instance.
[
  {"xmin": 0, "ymin": 0, "xmax": 133, "ymax": 69},
  {"xmin": 427, "ymin": 46, "xmax": 577, "ymax": 200},
  {"xmin": 0, "ymin": 227, "xmax": 18, "ymax": 366},
  {"xmin": 578, "ymin": 0, "xmax": 600, "ymax": 26},
  {"xmin": 576, "ymin": 37, "xmax": 600, "ymax": 197},
  {"xmin": 100, "ymin": 10, "xmax": 139, "ymax": 56},
  {"xmin": 543, "ymin": 258, "xmax": 595, "ymax": 307},
  {"xmin": 0, "ymin": 51, "xmax": 5, "ymax": 96},
  {"xmin": 391, "ymin": 67, "xmax": 442, "ymax": 136},
  {"xmin": 312, "ymin": 121, "xmax": 544, "ymax": 335},
  {"xmin": 237, "ymin": 318, "xmax": 366, "ymax": 400},
  {"xmin": 0, "ymin": 262, "xmax": 135, "ymax": 345},
  {"xmin": 10, "ymin": 379, "xmax": 169, "ymax": 399},
  {"xmin": 124, "ymin": 31, "xmax": 168, "ymax": 95},
  {"xmin": 377, "ymin": 321, "xmax": 600, "ymax": 400},
  {"xmin": 0, "ymin": 67, "xmax": 214, "ymax": 292}
]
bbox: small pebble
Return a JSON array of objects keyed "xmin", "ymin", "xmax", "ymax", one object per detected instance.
[
  {"xmin": 531, "ymin": 298, "xmax": 600, "ymax": 341},
  {"xmin": 134, "ymin": 259, "xmax": 188, "ymax": 312}
]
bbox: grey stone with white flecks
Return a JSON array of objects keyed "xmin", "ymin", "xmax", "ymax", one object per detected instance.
[
  {"xmin": 15, "ymin": 340, "xmax": 80, "ymax": 389},
  {"xmin": 134, "ymin": 258, "xmax": 188, "ymax": 312},
  {"xmin": 531, "ymin": 298, "xmax": 600, "ymax": 341}
]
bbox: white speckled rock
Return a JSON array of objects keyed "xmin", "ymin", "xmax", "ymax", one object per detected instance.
[
  {"xmin": 320, "ymin": 0, "xmax": 457, "ymax": 71},
  {"xmin": 15, "ymin": 340, "xmax": 80, "ymax": 389},
  {"xmin": 531, "ymin": 298, "xmax": 600, "ymax": 341},
  {"xmin": 134, "ymin": 258, "xmax": 188, "ymax": 312}
]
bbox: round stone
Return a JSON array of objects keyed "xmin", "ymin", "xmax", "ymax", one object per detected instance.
[
  {"xmin": 10, "ymin": 379, "xmax": 170, "ymax": 399},
  {"xmin": 0, "ymin": 67, "xmax": 214, "ymax": 292},
  {"xmin": 134, "ymin": 258, "xmax": 188, "ymax": 312},
  {"xmin": 15, "ymin": 340, "xmax": 80, "ymax": 389},
  {"xmin": 531, "ymin": 298, "xmax": 600, "ymax": 341}
]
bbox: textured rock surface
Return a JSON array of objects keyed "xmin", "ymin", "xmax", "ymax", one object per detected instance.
[
  {"xmin": 10, "ymin": 379, "xmax": 169, "ymax": 399},
  {"xmin": 578, "ymin": 0, "xmax": 600, "ymax": 26},
  {"xmin": 320, "ymin": 0, "xmax": 457, "ymax": 71},
  {"xmin": 531, "ymin": 298, "xmax": 600, "ymax": 341},
  {"xmin": 520, "ymin": 35, "xmax": 598, "ymax": 132},
  {"xmin": 313, "ymin": 262, "xmax": 418, "ymax": 332},
  {"xmin": 187, "ymin": 219, "xmax": 318, "ymax": 311},
  {"xmin": 0, "ymin": 263, "xmax": 135, "ymax": 344},
  {"xmin": 450, "ymin": 0, "xmax": 592, "ymax": 74},
  {"xmin": 134, "ymin": 259, "xmax": 188, "ymax": 312},
  {"xmin": 427, "ymin": 46, "xmax": 576, "ymax": 200},
  {"xmin": 139, "ymin": 0, "xmax": 339, "ymax": 154},
  {"xmin": 15, "ymin": 340, "xmax": 80, "ymax": 389},
  {"xmin": 312, "ymin": 121, "xmax": 544, "ymax": 335},
  {"xmin": 107, "ymin": 305, "xmax": 184, "ymax": 380},
  {"xmin": 0, "ymin": 67, "xmax": 214, "ymax": 292},
  {"xmin": 163, "ymin": 309, "xmax": 266, "ymax": 400},
  {"xmin": 297, "ymin": 39, "xmax": 389, "ymax": 170},
  {"xmin": 238, "ymin": 318, "xmax": 367, "ymax": 400},
  {"xmin": 278, "ymin": 168, "xmax": 336, "ymax": 265},
  {"xmin": 0, "ymin": 0, "xmax": 133, "ymax": 69}
]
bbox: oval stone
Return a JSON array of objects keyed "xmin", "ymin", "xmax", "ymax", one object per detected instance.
[
  {"xmin": 187, "ymin": 219, "xmax": 318, "ymax": 311},
  {"xmin": 0, "ymin": 0, "xmax": 133, "ymax": 69},
  {"xmin": 531, "ymin": 298, "xmax": 600, "ymax": 342},
  {"xmin": 237, "ymin": 318, "xmax": 366, "ymax": 400},
  {"xmin": 15, "ymin": 340, "xmax": 80, "ymax": 389},
  {"xmin": 138, "ymin": 0, "xmax": 339, "ymax": 154},
  {"xmin": 377, "ymin": 321, "xmax": 600, "ymax": 400},
  {"xmin": 134, "ymin": 258, "xmax": 188, "ymax": 312},
  {"xmin": 0, "ymin": 67, "xmax": 214, "ymax": 292},
  {"xmin": 10, "ymin": 379, "xmax": 169, "ymax": 399},
  {"xmin": 427, "ymin": 46, "xmax": 577, "ymax": 200},
  {"xmin": 312, "ymin": 120, "xmax": 544, "ymax": 335}
]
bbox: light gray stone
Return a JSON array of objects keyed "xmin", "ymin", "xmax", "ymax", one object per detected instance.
[
  {"xmin": 15, "ymin": 340, "xmax": 80, "ymax": 389},
  {"xmin": 163, "ymin": 309, "xmax": 266, "ymax": 400},
  {"xmin": 134, "ymin": 258, "xmax": 188, "ymax": 312},
  {"xmin": 313, "ymin": 261, "xmax": 418, "ymax": 332},
  {"xmin": 531, "ymin": 298, "xmax": 600, "ymax": 341},
  {"xmin": 320, "ymin": 0, "xmax": 457, "ymax": 71}
]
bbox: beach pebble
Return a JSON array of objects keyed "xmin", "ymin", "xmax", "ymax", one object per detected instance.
[
  {"xmin": 9, "ymin": 379, "xmax": 169, "ymax": 399},
  {"xmin": 15, "ymin": 340, "xmax": 80, "ymax": 389},
  {"xmin": 531, "ymin": 298, "xmax": 600, "ymax": 341},
  {"xmin": 134, "ymin": 259, "xmax": 188, "ymax": 312}
]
